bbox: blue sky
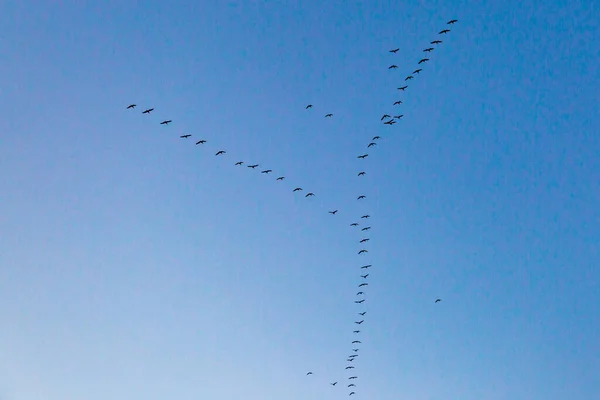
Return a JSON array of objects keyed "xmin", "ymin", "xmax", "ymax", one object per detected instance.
[{"xmin": 1, "ymin": 1, "xmax": 599, "ymax": 399}]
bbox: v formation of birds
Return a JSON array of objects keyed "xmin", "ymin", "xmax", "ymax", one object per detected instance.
[{"xmin": 126, "ymin": 19, "xmax": 457, "ymax": 397}]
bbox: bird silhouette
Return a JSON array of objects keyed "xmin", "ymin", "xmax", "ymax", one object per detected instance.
[
  {"xmin": 235, "ymin": 161, "xmax": 243, "ymax": 166},
  {"xmin": 248, "ymin": 164, "xmax": 259, "ymax": 169},
  {"xmin": 448, "ymin": 19, "xmax": 458, "ymax": 24},
  {"xmin": 439, "ymin": 29, "xmax": 451, "ymax": 34},
  {"xmin": 127, "ymin": 104, "xmax": 136, "ymax": 109},
  {"xmin": 307, "ymin": 372, "xmax": 313, "ymax": 375},
  {"xmin": 389, "ymin": 48, "xmax": 399, "ymax": 53},
  {"xmin": 352, "ymin": 349, "xmax": 359, "ymax": 352},
  {"xmin": 355, "ymin": 299, "xmax": 365, "ymax": 304},
  {"xmin": 361, "ymin": 227, "xmax": 371, "ymax": 231},
  {"xmin": 329, "ymin": 210, "xmax": 338, "ymax": 215},
  {"xmin": 393, "ymin": 100, "xmax": 403, "ymax": 105},
  {"xmin": 196, "ymin": 140, "xmax": 206, "ymax": 145},
  {"xmin": 349, "ymin": 376, "xmax": 358, "ymax": 379},
  {"xmin": 305, "ymin": 192, "xmax": 315, "ymax": 197},
  {"xmin": 372, "ymin": 136, "xmax": 381, "ymax": 140},
  {"xmin": 358, "ymin": 250, "xmax": 368, "ymax": 255},
  {"xmin": 353, "ymin": 330, "xmax": 360, "ymax": 333},
  {"xmin": 276, "ymin": 176, "xmax": 285, "ymax": 180},
  {"xmin": 306, "ymin": 104, "xmax": 313, "ymax": 109},
  {"xmin": 394, "ymin": 115, "xmax": 404, "ymax": 119},
  {"xmin": 413, "ymin": 68, "xmax": 422, "ymax": 74},
  {"xmin": 405, "ymin": 75, "xmax": 414, "ymax": 81},
  {"xmin": 358, "ymin": 311, "xmax": 366, "ymax": 316},
  {"xmin": 348, "ymin": 384, "xmax": 356, "ymax": 387},
  {"xmin": 357, "ymin": 154, "xmax": 369, "ymax": 159},
  {"xmin": 331, "ymin": 382, "xmax": 338, "ymax": 386},
  {"xmin": 361, "ymin": 274, "xmax": 369, "ymax": 279},
  {"xmin": 431, "ymin": 40, "xmax": 442, "ymax": 44},
  {"xmin": 388, "ymin": 65, "xmax": 398, "ymax": 69},
  {"xmin": 367, "ymin": 142, "xmax": 377, "ymax": 148},
  {"xmin": 418, "ymin": 58, "xmax": 429, "ymax": 64},
  {"xmin": 180, "ymin": 134, "xmax": 191, "ymax": 138},
  {"xmin": 356, "ymin": 291, "xmax": 364, "ymax": 295},
  {"xmin": 435, "ymin": 299, "xmax": 441, "ymax": 303},
  {"xmin": 355, "ymin": 320, "xmax": 364, "ymax": 325},
  {"xmin": 357, "ymin": 195, "xmax": 366, "ymax": 200},
  {"xmin": 160, "ymin": 120, "xmax": 172, "ymax": 125},
  {"xmin": 350, "ymin": 223, "xmax": 359, "ymax": 226},
  {"xmin": 349, "ymin": 354, "xmax": 358, "ymax": 358},
  {"xmin": 384, "ymin": 119, "xmax": 396, "ymax": 125},
  {"xmin": 361, "ymin": 264, "xmax": 372, "ymax": 269},
  {"xmin": 261, "ymin": 169, "xmax": 272, "ymax": 174},
  {"xmin": 325, "ymin": 113, "xmax": 333, "ymax": 117},
  {"xmin": 142, "ymin": 108, "xmax": 154, "ymax": 114},
  {"xmin": 359, "ymin": 283, "xmax": 368, "ymax": 287},
  {"xmin": 424, "ymin": 47, "xmax": 434, "ymax": 52},
  {"xmin": 352, "ymin": 340, "xmax": 361, "ymax": 344},
  {"xmin": 360, "ymin": 238, "xmax": 370, "ymax": 243},
  {"xmin": 398, "ymin": 85, "xmax": 408, "ymax": 91},
  {"xmin": 358, "ymin": 171, "xmax": 366, "ymax": 176},
  {"xmin": 345, "ymin": 366, "xmax": 355, "ymax": 369},
  {"xmin": 361, "ymin": 215, "xmax": 370, "ymax": 219},
  {"xmin": 293, "ymin": 187, "xmax": 303, "ymax": 192},
  {"xmin": 381, "ymin": 114, "xmax": 391, "ymax": 120},
  {"xmin": 349, "ymin": 392, "xmax": 355, "ymax": 396},
  {"xmin": 215, "ymin": 150, "xmax": 226, "ymax": 156}
]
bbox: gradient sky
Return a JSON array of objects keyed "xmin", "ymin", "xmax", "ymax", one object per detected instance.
[{"xmin": 1, "ymin": 1, "xmax": 599, "ymax": 399}]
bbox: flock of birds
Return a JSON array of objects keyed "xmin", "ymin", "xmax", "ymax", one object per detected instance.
[{"xmin": 125, "ymin": 18, "xmax": 456, "ymax": 397}]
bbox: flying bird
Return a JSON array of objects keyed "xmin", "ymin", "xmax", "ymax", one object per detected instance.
[
  {"xmin": 307, "ymin": 372, "xmax": 313, "ymax": 375},
  {"xmin": 361, "ymin": 215, "xmax": 370, "ymax": 219},
  {"xmin": 361, "ymin": 274, "xmax": 369, "ymax": 279},
  {"xmin": 248, "ymin": 164, "xmax": 259, "ymax": 168},
  {"xmin": 355, "ymin": 299, "xmax": 365, "ymax": 304},
  {"xmin": 276, "ymin": 176, "xmax": 285, "ymax": 180},
  {"xmin": 431, "ymin": 40, "xmax": 442, "ymax": 44},
  {"xmin": 393, "ymin": 100, "xmax": 403, "ymax": 105},
  {"xmin": 368, "ymin": 142, "xmax": 376, "ymax": 148},
  {"xmin": 350, "ymin": 392, "xmax": 355, "ymax": 396},
  {"xmin": 435, "ymin": 299, "xmax": 441, "ymax": 303},
  {"xmin": 357, "ymin": 154, "xmax": 368, "ymax": 159},
  {"xmin": 360, "ymin": 238, "xmax": 370, "ymax": 243},
  {"xmin": 405, "ymin": 75, "xmax": 414, "ymax": 81},
  {"xmin": 349, "ymin": 376, "xmax": 358, "ymax": 379},
  {"xmin": 235, "ymin": 161, "xmax": 244, "ymax": 166},
  {"xmin": 372, "ymin": 136, "xmax": 380, "ymax": 140},
  {"xmin": 358, "ymin": 171, "xmax": 366, "ymax": 176},
  {"xmin": 355, "ymin": 320, "xmax": 364, "ymax": 325},
  {"xmin": 424, "ymin": 47, "xmax": 434, "ymax": 52},
  {"xmin": 398, "ymin": 85, "xmax": 408, "ymax": 91},
  {"xmin": 347, "ymin": 358, "xmax": 355, "ymax": 362},
  {"xmin": 358, "ymin": 311, "xmax": 366, "ymax": 316},
  {"xmin": 413, "ymin": 68, "xmax": 422, "ymax": 74},
  {"xmin": 359, "ymin": 283, "xmax": 368, "ymax": 287},
  {"xmin": 329, "ymin": 210, "xmax": 338, "ymax": 215},
  {"xmin": 361, "ymin": 227, "xmax": 371, "ymax": 231},
  {"xmin": 345, "ymin": 366, "xmax": 355, "ymax": 369},
  {"xmin": 418, "ymin": 58, "xmax": 429, "ymax": 64},
  {"xmin": 352, "ymin": 341, "xmax": 361, "ymax": 344},
  {"xmin": 388, "ymin": 65, "xmax": 398, "ymax": 69},
  {"xmin": 348, "ymin": 354, "xmax": 358, "ymax": 358},
  {"xmin": 439, "ymin": 29, "xmax": 451, "ymax": 34},
  {"xmin": 385, "ymin": 119, "xmax": 396, "ymax": 125},
  {"xmin": 215, "ymin": 150, "xmax": 226, "ymax": 156},
  {"xmin": 394, "ymin": 115, "xmax": 404, "ymax": 119},
  {"xmin": 350, "ymin": 222, "xmax": 359, "ymax": 226},
  {"xmin": 126, "ymin": 104, "xmax": 136, "ymax": 109},
  {"xmin": 261, "ymin": 169, "xmax": 272, "ymax": 174},
  {"xmin": 325, "ymin": 113, "xmax": 333, "ymax": 117},
  {"xmin": 353, "ymin": 330, "xmax": 360, "ymax": 333},
  {"xmin": 160, "ymin": 120, "xmax": 172, "ymax": 125},
  {"xmin": 196, "ymin": 140, "xmax": 206, "ymax": 145},
  {"xmin": 180, "ymin": 134, "xmax": 191, "ymax": 138},
  {"xmin": 306, "ymin": 104, "xmax": 313, "ymax": 109},
  {"xmin": 356, "ymin": 292, "xmax": 364, "ymax": 295},
  {"xmin": 331, "ymin": 382, "xmax": 338, "ymax": 386},
  {"xmin": 389, "ymin": 48, "xmax": 399, "ymax": 53},
  {"xmin": 352, "ymin": 349, "xmax": 359, "ymax": 352},
  {"xmin": 348, "ymin": 384, "xmax": 356, "ymax": 387},
  {"xmin": 361, "ymin": 264, "xmax": 372, "ymax": 269},
  {"xmin": 358, "ymin": 250, "xmax": 368, "ymax": 255},
  {"xmin": 448, "ymin": 19, "xmax": 458, "ymax": 24},
  {"xmin": 293, "ymin": 187, "xmax": 303, "ymax": 192},
  {"xmin": 357, "ymin": 195, "xmax": 366, "ymax": 200},
  {"xmin": 142, "ymin": 108, "xmax": 154, "ymax": 114},
  {"xmin": 381, "ymin": 114, "xmax": 391, "ymax": 120},
  {"xmin": 305, "ymin": 192, "xmax": 315, "ymax": 197}
]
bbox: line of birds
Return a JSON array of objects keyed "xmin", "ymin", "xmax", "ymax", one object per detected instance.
[{"xmin": 125, "ymin": 18, "xmax": 456, "ymax": 397}]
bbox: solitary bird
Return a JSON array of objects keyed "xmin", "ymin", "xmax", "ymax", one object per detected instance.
[
  {"xmin": 306, "ymin": 104, "xmax": 313, "ymax": 109},
  {"xmin": 276, "ymin": 176, "xmax": 285, "ymax": 180},
  {"xmin": 389, "ymin": 48, "xmax": 399, "ymax": 53},
  {"xmin": 293, "ymin": 187, "xmax": 303, "ymax": 192},
  {"xmin": 424, "ymin": 47, "xmax": 434, "ymax": 52},
  {"xmin": 435, "ymin": 299, "xmax": 442, "ymax": 303},
  {"xmin": 361, "ymin": 226, "xmax": 371, "ymax": 231},
  {"xmin": 325, "ymin": 113, "xmax": 333, "ymax": 118},
  {"xmin": 359, "ymin": 312, "xmax": 367, "ymax": 316},
  {"xmin": 360, "ymin": 238, "xmax": 370, "ymax": 243},
  {"xmin": 248, "ymin": 164, "xmax": 259, "ymax": 169},
  {"xmin": 142, "ymin": 108, "xmax": 154, "ymax": 114},
  {"xmin": 357, "ymin": 154, "xmax": 368, "ymax": 159},
  {"xmin": 359, "ymin": 283, "xmax": 368, "ymax": 287},
  {"xmin": 357, "ymin": 195, "xmax": 366, "ymax": 200},
  {"xmin": 261, "ymin": 169, "xmax": 272, "ymax": 174},
  {"xmin": 413, "ymin": 68, "xmax": 422, "ymax": 74},
  {"xmin": 350, "ymin": 222, "xmax": 359, "ymax": 227},
  {"xmin": 361, "ymin": 274, "xmax": 369, "ymax": 279},
  {"xmin": 331, "ymin": 382, "xmax": 338, "ymax": 386},
  {"xmin": 215, "ymin": 150, "xmax": 226, "ymax": 156},
  {"xmin": 196, "ymin": 140, "xmax": 206, "ymax": 145},
  {"xmin": 439, "ymin": 29, "xmax": 451, "ymax": 34},
  {"xmin": 160, "ymin": 120, "xmax": 172, "ymax": 125},
  {"xmin": 235, "ymin": 161, "xmax": 244, "ymax": 166},
  {"xmin": 398, "ymin": 85, "xmax": 408, "ymax": 91},
  {"xmin": 349, "ymin": 376, "xmax": 358, "ymax": 379},
  {"xmin": 329, "ymin": 210, "xmax": 338, "ymax": 215},
  {"xmin": 361, "ymin": 215, "xmax": 370, "ymax": 219},
  {"xmin": 361, "ymin": 264, "xmax": 372, "ymax": 269},
  {"xmin": 448, "ymin": 19, "xmax": 458, "ymax": 24},
  {"xmin": 431, "ymin": 40, "xmax": 442, "ymax": 44},
  {"xmin": 127, "ymin": 104, "xmax": 136, "ymax": 109},
  {"xmin": 180, "ymin": 134, "xmax": 191, "ymax": 138},
  {"xmin": 372, "ymin": 136, "xmax": 380, "ymax": 140},
  {"xmin": 389, "ymin": 65, "xmax": 398, "ymax": 69},
  {"xmin": 307, "ymin": 372, "xmax": 313, "ymax": 375},
  {"xmin": 358, "ymin": 171, "xmax": 366, "ymax": 177},
  {"xmin": 305, "ymin": 192, "xmax": 315, "ymax": 197},
  {"xmin": 368, "ymin": 142, "xmax": 377, "ymax": 148},
  {"xmin": 381, "ymin": 114, "xmax": 391, "ymax": 120},
  {"xmin": 353, "ymin": 330, "xmax": 360, "ymax": 333},
  {"xmin": 393, "ymin": 100, "xmax": 403, "ymax": 105},
  {"xmin": 355, "ymin": 299, "xmax": 365, "ymax": 304},
  {"xmin": 405, "ymin": 75, "xmax": 414, "ymax": 81},
  {"xmin": 418, "ymin": 58, "xmax": 429, "ymax": 64}
]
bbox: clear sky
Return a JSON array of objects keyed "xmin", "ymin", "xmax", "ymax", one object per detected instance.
[{"xmin": 1, "ymin": 1, "xmax": 598, "ymax": 399}]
